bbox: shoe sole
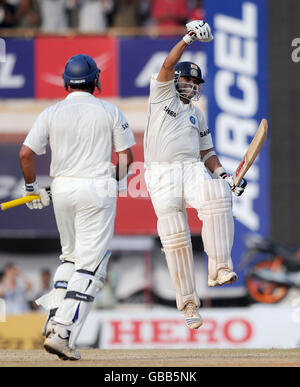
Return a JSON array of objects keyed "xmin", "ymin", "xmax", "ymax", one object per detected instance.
[
  {"xmin": 185, "ymin": 317, "xmax": 203, "ymax": 330},
  {"xmin": 186, "ymin": 322, "xmax": 203, "ymax": 330},
  {"xmin": 44, "ymin": 344, "xmax": 80, "ymax": 361},
  {"xmin": 44, "ymin": 344, "xmax": 69, "ymax": 361},
  {"xmin": 208, "ymin": 274, "xmax": 238, "ymax": 287},
  {"xmin": 221, "ymin": 274, "xmax": 238, "ymax": 286}
]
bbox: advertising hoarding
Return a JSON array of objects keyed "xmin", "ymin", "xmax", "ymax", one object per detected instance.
[
  {"xmin": 204, "ymin": 0, "xmax": 269, "ymax": 286},
  {"xmin": 119, "ymin": 37, "xmax": 206, "ymax": 97},
  {"xmin": 35, "ymin": 37, "xmax": 118, "ymax": 99},
  {"xmin": 0, "ymin": 38, "xmax": 34, "ymax": 98}
]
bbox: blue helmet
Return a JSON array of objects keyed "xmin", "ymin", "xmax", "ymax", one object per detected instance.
[
  {"xmin": 174, "ymin": 61, "xmax": 205, "ymax": 84},
  {"xmin": 62, "ymin": 54, "xmax": 100, "ymax": 90}
]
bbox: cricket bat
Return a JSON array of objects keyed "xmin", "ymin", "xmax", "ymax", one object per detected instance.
[
  {"xmin": 0, "ymin": 187, "xmax": 51, "ymax": 211},
  {"xmin": 1, "ymin": 195, "xmax": 41, "ymax": 211},
  {"xmin": 234, "ymin": 118, "xmax": 268, "ymax": 186}
]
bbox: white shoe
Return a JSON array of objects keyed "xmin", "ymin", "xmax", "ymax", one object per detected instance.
[
  {"xmin": 208, "ymin": 269, "xmax": 238, "ymax": 287},
  {"xmin": 183, "ymin": 302, "xmax": 203, "ymax": 330},
  {"xmin": 44, "ymin": 324, "xmax": 81, "ymax": 361}
]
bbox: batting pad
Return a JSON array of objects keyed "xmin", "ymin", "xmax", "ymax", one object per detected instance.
[
  {"xmin": 35, "ymin": 262, "xmax": 75, "ymax": 310},
  {"xmin": 157, "ymin": 212, "xmax": 200, "ymax": 311},
  {"xmin": 199, "ymin": 179, "xmax": 234, "ymax": 281},
  {"xmin": 54, "ymin": 251, "xmax": 111, "ymax": 348}
]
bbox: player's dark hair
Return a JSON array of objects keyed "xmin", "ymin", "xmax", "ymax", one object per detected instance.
[{"xmin": 69, "ymin": 81, "xmax": 96, "ymax": 93}]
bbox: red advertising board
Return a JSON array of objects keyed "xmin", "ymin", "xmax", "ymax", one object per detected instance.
[{"xmin": 35, "ymin": 37, "xmax": 118, "ymax": 99}]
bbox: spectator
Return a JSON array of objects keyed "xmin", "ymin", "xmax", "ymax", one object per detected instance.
[
  {"xmin": 138, "ymin": 0, "xmax": 151, "ymax": 27},
  {"xmin": 65, "ymin": 0, "xmax": 77, "ymax": 28},
  {"xmin": 77, "ymin": 0, "xmax": 113, "ymax": 32},
  {"xmin": 32, "ymin": 268, "xmax": 52, "ymax": 311},
  {"xmin": 187, "ymin": 0, "xmax": 205, "ymax": 22},
  {"xmin": 39, "ymin": 0, "xmax": 68, "ymax": 32},
  {"xmin": 12, "ymin": 0, "xmax": 40, "ymax": 28},
  {"xmin": 37, "ymin": 269, "xmax": 52, "ymax": 298},
  {"xmin": 0, "ymin": 263, "xmax": 32, "ymax": 314},
  {"xmin": 0, "ymin": 0, "xmax": 16, "ymax": 27},
  {"xmin": 151, "ymin": 0, "xmax": 188, "ymax": 30},
  {"xmin": 0, "ymin": 0, "xmax": 40, "ymax": 28},
  {"xmin": 111, "ymin": 0, "xmax": 139, "ymax": 28}
]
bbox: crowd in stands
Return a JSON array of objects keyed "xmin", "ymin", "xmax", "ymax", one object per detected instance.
[
  {"xmin": 0, "ymin": 261, "xmax": 117, "ymax": 314},
  {"xmin": 0, "ymin": 0, "xmax": 204, "ymax": 32},
  {"xmin": 0, "ymin": 263, "xmax": 51, "ymax": 314}
]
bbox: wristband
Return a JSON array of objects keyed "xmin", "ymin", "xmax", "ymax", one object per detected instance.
[
  {"xmin": 183, "ymin": 32, "xmax": 195, "ymax": 45},
  {"xmin": 212, "ymin": 167, "xmax": 226, "ymax": 179},
  {"xmin": 25, "ymin": 181, "xmax": 39, "ymax": 192},
  {"xmin": 202, "ymin": 151, "xmax": 216, "ymax": 164}
]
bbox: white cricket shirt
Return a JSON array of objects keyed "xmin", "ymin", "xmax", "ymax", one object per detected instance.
[
  {"xmin": 144, "ymin": 74, "xmax": 213, "ymax": 166},
  {"xmin": 24, "ymin": 92, "xmax": 135, "ymax": 178}
]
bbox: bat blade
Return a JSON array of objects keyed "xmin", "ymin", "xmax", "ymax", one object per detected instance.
[
  {"xmin": 234, "ymin": 119, "xmax": 268, "ymax": 186},
  {"xmin": 0, "ymin": 195, "xmax": 40, "ymax": 211}
]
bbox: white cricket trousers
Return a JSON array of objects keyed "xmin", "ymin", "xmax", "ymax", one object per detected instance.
[
  {"xmin": 51, "ymin": 176, "xmax": 117, "ymax": 272},
  {"xmin": 145, "ymin": 162, "xmax": 212, "ymax": 217}
]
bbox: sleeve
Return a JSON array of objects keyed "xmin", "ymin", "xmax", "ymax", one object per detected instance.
[
  {"xmin": 149, "ymin": 73, "xmax": 177, "ymax": 103},
  {"xmin": 23, "ymin": 109, "xmax": 50, "ymax": 155},
  {"xmin": 112, "ymin": 106, "xmax": 136, "ymax": 153},
  {"xmin": 197, "ymin": 110, "xmax": 214, "ymax": 151}
]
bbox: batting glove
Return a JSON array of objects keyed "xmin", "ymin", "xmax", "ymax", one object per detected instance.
[
  {"xmin": 22, "ymin": 181, "xmax": 51, "ymax": 210},
  {"xmin": 219, "ymin": 173, "xmax": 247, "ymax": 197},
  {"xmin": 183, "ymin": 20, "xmax": 214, "ymax": 45}
]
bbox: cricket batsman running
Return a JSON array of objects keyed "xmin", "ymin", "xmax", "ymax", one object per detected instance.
[
  {"xmin": 19, "ymin": 54, "xmax": 135, "ymax": 360},
  {"xmin": 144, "ymin": 20, "xmax": 247, "ymax": 329}
]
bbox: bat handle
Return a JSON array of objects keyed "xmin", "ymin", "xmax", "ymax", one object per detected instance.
[{"xmin": 0, "ymin": 195, "xmax": 40, "ymax": 211}]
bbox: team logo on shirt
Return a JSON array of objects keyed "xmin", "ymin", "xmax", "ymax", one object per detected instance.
[
  {"xmin": 164, "ymin": 106, "xmax": 177, "ymax": 118},
  {"xmin": 190, "ymin": 116, "xmax": 196, "ymax": 125}
]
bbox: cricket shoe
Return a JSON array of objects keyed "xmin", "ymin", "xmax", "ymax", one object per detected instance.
[
  {"xmin": 208, "ymin": 269, "xmax": 238, "ymax": 287},
  {"xmin": 44, "ymin": 324, "xmax": 81, "ymax": 361},
  {"xmin": 183, "ymin": 302, "xmax": 203, "ymax": 330}
]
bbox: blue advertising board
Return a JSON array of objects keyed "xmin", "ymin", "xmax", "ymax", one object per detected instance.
[
  {"xmin": 119, "ymin": 37, "xmax": 206, "ymax": 97},
  {"xmin": 0, "ymin": 38, "xmax": 34, "ymax": 98},
  {"xmin": 204, "ymin": 0, "xmax": 269, "ymax": 286}
]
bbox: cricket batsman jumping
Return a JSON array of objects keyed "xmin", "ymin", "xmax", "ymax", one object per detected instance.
[{"xmin": 144, "ymin": 20, "xmax": 247, "ymax": 329}]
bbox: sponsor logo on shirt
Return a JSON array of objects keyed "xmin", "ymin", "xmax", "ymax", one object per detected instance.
[
  {"xmin": 122, "ymin": 122, "xmax": 129, "ymax": 130},
  {"xmin": 199, "ymin": 128, "xmax": 210, "ymax": 137},
  {"xmin": 164, "ymin": 106, "xmax": 177, "ymax": 117}
]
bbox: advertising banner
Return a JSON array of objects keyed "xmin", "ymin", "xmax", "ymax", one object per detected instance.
[
  {"xmin": 76, "ymin": 305, "xmax": 300, "ymax": 349},
  {"xmin": 0, "ymin": 306, "xmax": 299, "ymax": 350},
  {"xmin": 119, "ymin": 37, "xmax": 206, "ymax": 97},
  {"xmin": 204, "ymin": 0, "xmax": 269, "ymax": 286},
  {"xmin": 0, "ymin": 313, "xmax": 45, "ymax": 349},
  {"xmin": 0, "ymin": 38, "xmax": 34, "ymax": 98},
  {"xmin": 35, "ymin": 37, "xmax": 118, "ymax": 99}
]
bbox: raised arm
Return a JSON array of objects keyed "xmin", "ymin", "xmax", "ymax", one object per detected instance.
[{"xmin": 157, "ymin": 20, "xmax": 214, "ymax": 82}]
